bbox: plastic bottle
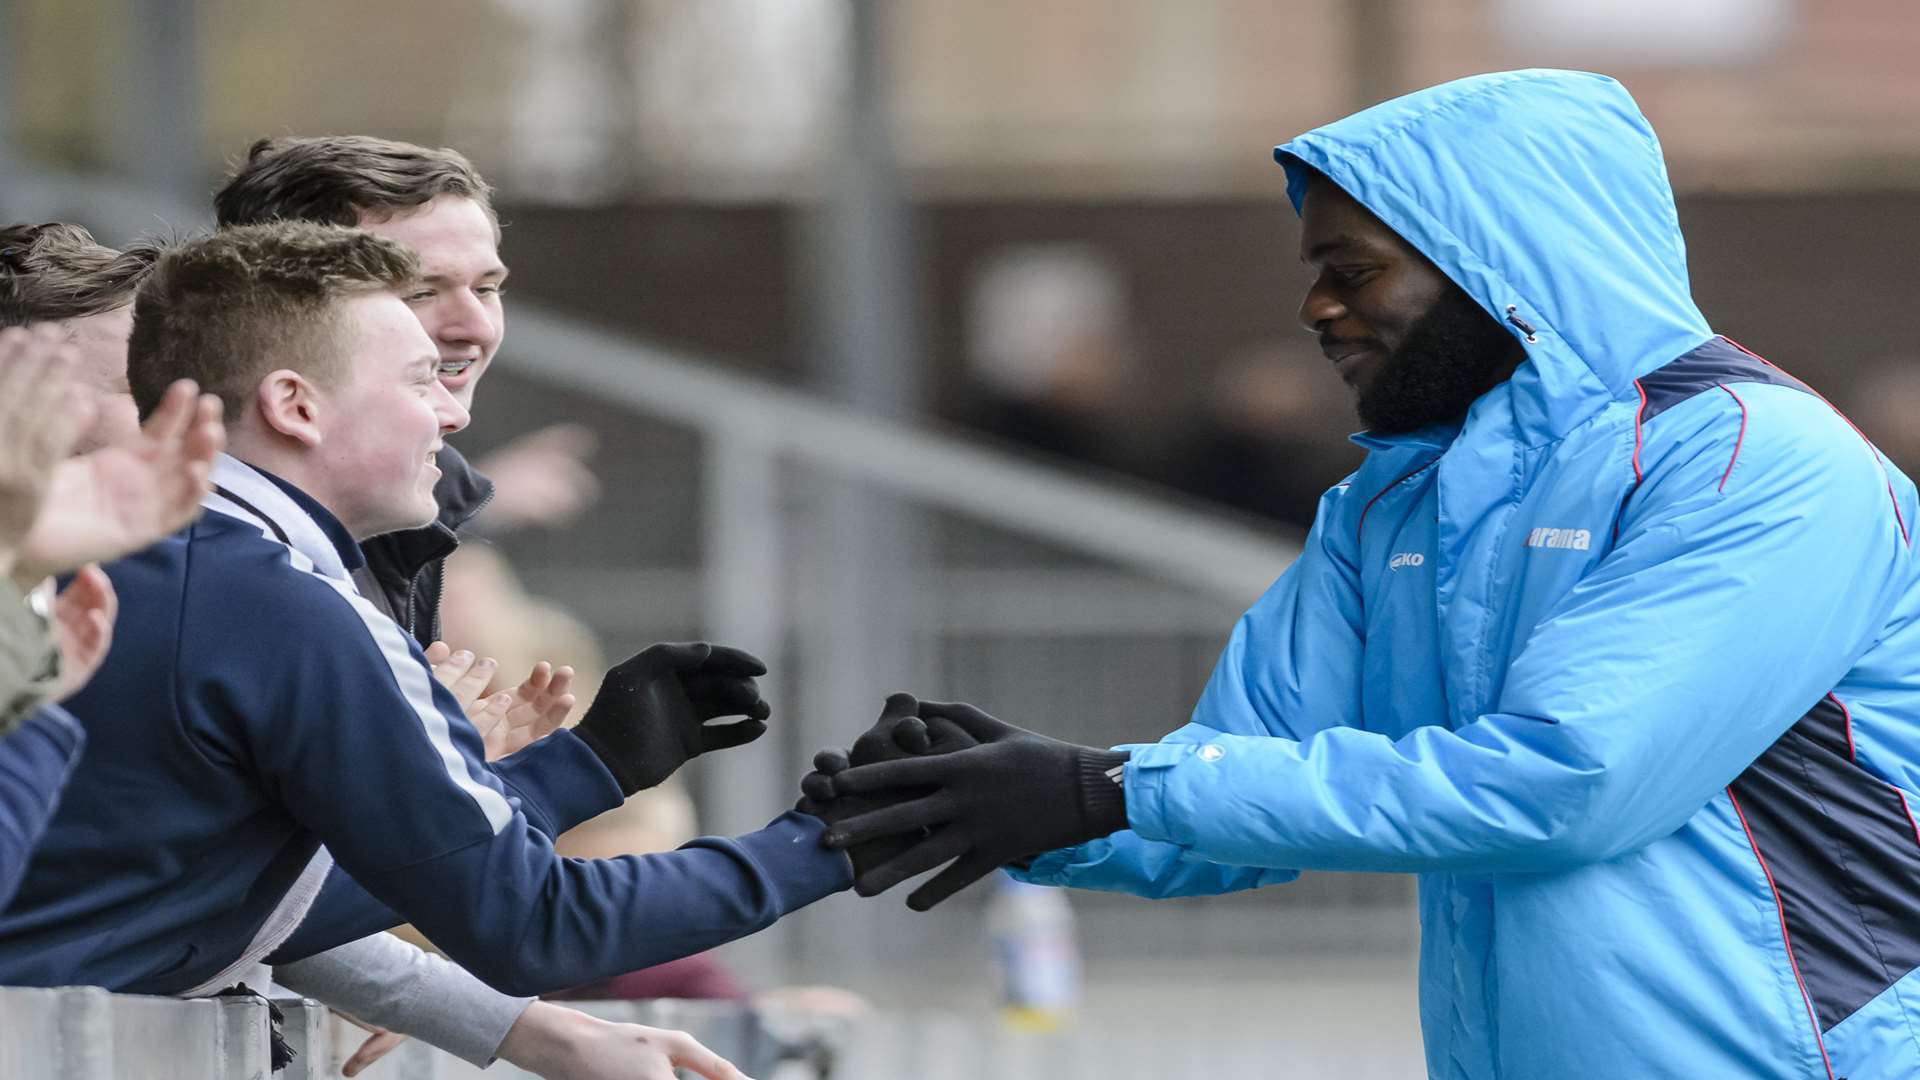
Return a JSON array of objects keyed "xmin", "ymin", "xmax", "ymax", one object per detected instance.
[{"xmin": 985, "ymin": 871, "xmax": 1080, "ymax": 1032}]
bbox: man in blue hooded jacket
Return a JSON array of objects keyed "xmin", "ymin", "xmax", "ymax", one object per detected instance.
[{"xmin": 811, "ymin": 70, "xmax": 1920, "ymax": 1078}]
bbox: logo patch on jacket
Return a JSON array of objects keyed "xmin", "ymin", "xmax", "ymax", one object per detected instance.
[
  {"xmin": 1389, "ymin": 552, "xmax": 1426, "ymax": 571},
  {"xmin": 1524, "ymin": 527, "xmax": 1592, "ymax": 551}
]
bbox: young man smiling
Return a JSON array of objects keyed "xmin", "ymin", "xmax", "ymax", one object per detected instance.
[
  {"xmin": 214, "ymin": 136, "xmax": 518, "ymax": 648},
  {"xmin": 813, "ymin": 70, "xmax": 1920, "ymax": 1079},
  {"xmin": 0, "ymin": 224, "xmax": 851, "ymax": 1018}
]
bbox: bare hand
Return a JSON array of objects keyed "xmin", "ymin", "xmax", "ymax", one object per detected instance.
[
  {"xmin": 335, "ymin": 1011, "xmax": 409, "ymax": 1077},
  {"xmin": 477, "ymin": 660, "xmax": 575, "ymax": 759},
  {"xmin": 498, "ymin": 1001, "xmax": 752, "ymax": 1080},
  {"xmin": 425, "ymin": 643, "xmax": 576, "ymax": 760},
  {"xmin": 51, "ymin": 566, "xmax": 116, "ymax": 701},
  {"xmin": 472, "ymin": 422, "xmax": 601, "ymax": 531},
  {"xmin": 18, "ymin": 376, "xmax": 223, "ymax": 581},
  {"xmin": 0, "ymin": 327, "xmax": 91, "ymax": 577},
  {"xmin": 425, "ymin": 642, "xmax": 498, "ymax": 714}
]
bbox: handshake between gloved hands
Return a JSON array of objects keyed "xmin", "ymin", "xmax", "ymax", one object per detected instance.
[
  {"xmin": 798, "ymin": 693, "xmax": 1132, "ymax": 911},
  {"xmin": 561, "ymin": 644, "xmax": 1129, "ymax": 911}
]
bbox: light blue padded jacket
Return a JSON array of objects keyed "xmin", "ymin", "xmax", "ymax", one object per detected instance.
[{"xmin": 1014, "ymin": 70, "xmax": 1920, "ymax": 1079}]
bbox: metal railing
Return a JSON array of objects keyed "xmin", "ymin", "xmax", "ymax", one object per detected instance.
[{"xmin": 0, "ymin": 987, "xmax": 848, "ymax": 1079}]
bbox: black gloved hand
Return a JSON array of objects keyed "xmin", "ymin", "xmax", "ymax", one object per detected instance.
[
  {"xmin": 818, "ymin": 700, "xmax": 1128, "ymax": 911},
  {"xmin": 799, "ymin": 694, "xmax": 946, "ymax": 880},
  {"xmin": 798, "ymin": 690, "xmax": 985, "ymax": 808},
  {"xmin": 575, "ymin": 642, "xmax": 769, "ymax": 795}
]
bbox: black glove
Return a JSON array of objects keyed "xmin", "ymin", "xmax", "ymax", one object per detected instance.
[
  {"xmin": 798, "ymin": 691, "xmax": 984, "ymax": 806},
  {"xmin": 798, "ymin": 694, "xmax": 944, "ymax": 880},
  {"xmin": 575, "ymin": 642, "xmax": 769, "ymax": 795},
  {"xmin": 818, "ymin": 700, "xmax": 1128, "ymax": 910}
]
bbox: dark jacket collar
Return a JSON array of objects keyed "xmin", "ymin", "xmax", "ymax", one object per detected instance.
[
  {"xmin": 359, "ymin": 442, "xmax": 495, "ymax": 588},
  {"xmin": 426, "ymin": 442, "xmax": 494, "ymax": 536}
]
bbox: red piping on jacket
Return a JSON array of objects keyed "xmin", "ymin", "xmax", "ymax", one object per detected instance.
[
  {"xmin": 1356, "ymin": 458, "xmax": 1440, "ymax": 543},
  {"xmin": 1723, "ymin": 337, "xmax": 1911, "ymax": 546},
  {"xmin": 1714, "ymin": 384, "xmax": 1748, "ymax": 493},
  {"xmin": 1631, "ymin": 380, "xmax": 1649, "ymax": 486},
  {"xmin": 1837, "ymin": 690, "xmax": 1920, "ymax": 851},
  {"xmin": 1833, "ymin": 693, "xmax": 1857, "ymax": 763},
  {"xmin": 1728, "ymin": 789, "xmax": 1839, "ymax": 1080}
]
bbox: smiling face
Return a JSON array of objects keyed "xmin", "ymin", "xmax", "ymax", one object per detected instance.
[
  {"xmin": 1297, "ymin": 175, "xmax": 1452, "ymax": 403},
  {"xmin": 1296, "ymin": 174, "xmax": 1525, "ymax": 433},
  {"xmin": 312, "ymin": 291, "xmax": 471, "ymax": 539},
  {"xmin": 357, "ymin": 194, "xmax": 506, "ymax": 412}
]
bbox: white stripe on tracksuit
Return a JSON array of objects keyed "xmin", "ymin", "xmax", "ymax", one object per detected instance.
[{"xmin": 180, "ymin": 457, "xmax": 513, "ymax": 996}]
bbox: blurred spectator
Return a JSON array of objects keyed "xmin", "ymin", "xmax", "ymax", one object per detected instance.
[
  {"xmin": 470, "ymin": 422, "xmax": 603, "ymax": 535},
  {"xmin": 1166, "ymin": 342, "xmax": 1355, "ymax": 529},
  {"xmin": 963, "ymin": 244, "xmax": 1140, "ymax": 469},
  {"xmin": 0, "ymin": 223, "xmax": 164, "ymax": 454},
  {"xmin": 439, "ymin": 543, "xmax": 607, "ymax": 704}
]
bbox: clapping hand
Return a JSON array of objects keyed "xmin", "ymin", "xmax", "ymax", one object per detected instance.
[
  {"xmin": 51, "ymin": 566, "xmax": 117, "ymax": 702},
  {"xmin": 17, "ymin": 368, "xmax": 223, "ymax": 583},
  {"xmin": 425, "ymin": 643, "xmax": 577, "ymax": 761},
  {"xmin": 0, "ymin": 327, "xmax": 92, "ymax": 580}
]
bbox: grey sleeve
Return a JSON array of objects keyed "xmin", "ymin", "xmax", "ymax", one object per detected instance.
[
  {"xmin": 0, "ymin": 578, "xmax": 58, "ymax": 738},
  {"xmin": 273, "ymin": 932, "xmax": 532, "ymax": 1067}
]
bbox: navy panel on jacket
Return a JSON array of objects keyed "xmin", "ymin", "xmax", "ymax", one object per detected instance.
[
  {"xmin": 1636, "ymin": 336, "xmax": 1806, "ymax": 423},
  {"xmin": 1731, "ymin": 696, "xmax": 1920, "ymax": 1031}
]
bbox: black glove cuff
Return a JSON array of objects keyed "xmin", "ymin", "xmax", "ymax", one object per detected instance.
[
  {"xmin": 1073, "ymin": 748, "xmax": 1132, "ymax": 839},
  {"xmin": 574, "ymin": 723, "xmax": 645, "ymax": 796}
]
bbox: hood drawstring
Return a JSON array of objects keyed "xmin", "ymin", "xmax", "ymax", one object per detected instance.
[{"xmin": 1505, "ymin": 306, "xmax": 1539, "ymax": 343}]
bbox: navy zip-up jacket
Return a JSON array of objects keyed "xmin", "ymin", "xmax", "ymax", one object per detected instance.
[{"xmin": 0, "ymin": 455, "xmax": 850, "ymax": 996}]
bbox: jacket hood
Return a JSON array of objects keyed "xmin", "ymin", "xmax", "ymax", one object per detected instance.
[{"xmin": 1276, "ymin": 69, "xmax": 1714, "ymax": 443}]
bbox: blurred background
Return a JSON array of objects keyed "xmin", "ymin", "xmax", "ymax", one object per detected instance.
[{"xmin": 5, "ymin": 0, "xmax": 1920, "ymax": 1075}]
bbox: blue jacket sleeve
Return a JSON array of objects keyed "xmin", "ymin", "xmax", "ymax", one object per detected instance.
[
  {"xmin": 1015, "ymin": 480, "xmax": 1368, "ymax": 896},
  {"xmin": 211, "ymin": 579, "xmax": 850, "ymax": 995},
  {"xmin": 272, "ymin": 726, "xmax": 627, "ymax": 961},
  {"xmin": 0, "ymin": 705, "xmax": 86, "ymax": 913},
  {"xmin": 1123, "ymin": 386, "xmax": 1911, "ymax": 874},
  {"xmin": 487, "ymin": 729, "xmax": 623, "ymax": 837}
]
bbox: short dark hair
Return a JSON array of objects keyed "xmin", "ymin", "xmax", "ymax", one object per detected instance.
[
  {"xmin": 0, "ymin": 223, "xmax": 165, "ymax": 329},
  {"xmin": 214, "ymin": 135, "xmax": 498, "ymax": 237},
  {"xmin": 127, "ymin": 221, "xmax": 420, "ymax": 422}
]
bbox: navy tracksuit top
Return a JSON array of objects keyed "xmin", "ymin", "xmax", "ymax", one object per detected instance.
[{"xmin": 0, "ymin": 455, "xmax": 848, "ymax": 996}]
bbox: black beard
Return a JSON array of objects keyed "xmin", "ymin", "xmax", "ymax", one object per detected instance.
[{"xmin": 1356, "ymin": 286, "xmax": 1526, "ymax": 434}]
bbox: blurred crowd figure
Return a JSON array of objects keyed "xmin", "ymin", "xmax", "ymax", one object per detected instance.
[
  {"xmin": 960, "ymin": 241, "xmax": 1354, "ymax": 532},
  {"xmin": 1168, "ymin": 341, "xmax": 1355, "ymax": 529},
  {"xmin": 962, "ymin": 244, "xmax": 1142, "ymax": 470},
  {"xmin": 1846, "ymin": 360, "xmax": 1920, "ymax": 479}
]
